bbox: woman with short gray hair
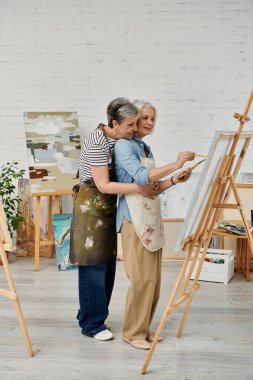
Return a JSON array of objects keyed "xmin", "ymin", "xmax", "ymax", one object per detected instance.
[{"xmin": 69, "ymin": 97, "xmax": 157, "ymax": 342}]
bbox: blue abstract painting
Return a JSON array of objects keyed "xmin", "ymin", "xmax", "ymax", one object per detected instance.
[{"xmin": 52, "ymin": 213, "xmax": 77, "ymax": 271}]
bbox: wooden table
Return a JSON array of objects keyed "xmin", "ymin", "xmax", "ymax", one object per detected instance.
[
  {"xmin": 214, "ymin": 182, "xmax": 253, "ymax": 281},
  {"xmin": 31, "ymin": 191, "xmax": 74, "ymax": 271}
]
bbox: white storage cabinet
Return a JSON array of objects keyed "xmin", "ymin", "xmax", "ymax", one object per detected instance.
[{"xmin": 186, "ymin": 248, "xmax": 234, "ymax": 284}]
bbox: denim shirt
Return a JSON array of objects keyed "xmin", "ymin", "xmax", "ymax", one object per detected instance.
[{"xmin": 114, "ymin": 136, "xmax": 153, "ymax": 232}]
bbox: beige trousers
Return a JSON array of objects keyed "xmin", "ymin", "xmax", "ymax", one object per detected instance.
[{"xmin": 121, "ymin": 218, "xmax": 162, "ymax": 341}]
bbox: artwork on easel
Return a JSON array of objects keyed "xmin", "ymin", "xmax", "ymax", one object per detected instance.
[
  {"xmin": 24, "ymin": 112, "xmax": 81, "ymax": 194},
  {"xmin": 174, "ymin": 130, "xmax": 253, "ymax": 252},
  {"xmin": 161, "ymin": 132, "xmax": 253, "ymax": 219}
]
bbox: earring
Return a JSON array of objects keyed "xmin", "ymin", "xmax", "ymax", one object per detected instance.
[{"xmin": 114, "ymin": 128, "xmax": 119, "ymax": 138}]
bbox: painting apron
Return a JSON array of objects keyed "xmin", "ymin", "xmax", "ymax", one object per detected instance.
[
  {"xmin": 69, "ymin": 130, "xmax": 117, "ymax": 266},
  {"xmin": 125, "ymin": 156, "xmax": 165, "ymax": 251}
]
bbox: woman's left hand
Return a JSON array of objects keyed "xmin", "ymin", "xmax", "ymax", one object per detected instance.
[{"xmin": 173, "ymin": 168, "xmax": 191, "ymax": 184}]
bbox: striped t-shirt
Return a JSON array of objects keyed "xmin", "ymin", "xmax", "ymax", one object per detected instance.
[{"xmin": 79, "ymin": 125, "xmax": 116, "ymax": 182}]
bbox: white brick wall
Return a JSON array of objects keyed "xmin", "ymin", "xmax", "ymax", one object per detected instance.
[{"xmin": 0, "ymin": 0, "xmax": 253, "ymax": 174}]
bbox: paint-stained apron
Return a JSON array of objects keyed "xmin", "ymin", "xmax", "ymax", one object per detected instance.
[
  {"xmin": 69, "ymin": 126, "xmax": 117, "ymax": 266},
  {"xmin": 69, "ymin": 184, "xmax": 117, "ymax": 266},
  {"xmin": 125, "ymin": 156, "xmax": 165, "ymax": 252}
]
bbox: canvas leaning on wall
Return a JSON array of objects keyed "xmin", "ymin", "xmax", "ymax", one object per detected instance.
[{"xmin": 52, "ymin": 213, "xmax": 76, "ymax": 271}]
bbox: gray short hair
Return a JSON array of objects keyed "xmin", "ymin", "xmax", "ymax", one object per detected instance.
[
  {"xmin": 132, "ymin": 100, "xmax": 157, "ymax": 120},
  {"xmin": 107, "ymin": 97, "xmax": 139, "ymax": 127}
]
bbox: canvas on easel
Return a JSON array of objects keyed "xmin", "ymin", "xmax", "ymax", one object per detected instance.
[
  {"xmin": 174, "ymin": 130, "xmax": 253, "ymax": 252},
  {"xmin": 24, "ymin": 111, "xmax": 80, "ymax": 194},
  {"xmin": 0, "ymin": 200, "xmax": 33, "ymax": 356},
  {"xmin": 19, "ymin": 111, "xmax": 81, "ymax": 271},
  {"xmin": 141, "ymin": 90, "xmax": 253, "ymax": 374}
]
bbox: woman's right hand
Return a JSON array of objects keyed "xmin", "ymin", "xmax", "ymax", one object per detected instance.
[
  {"xmin": 173, "ymin": 168, "xmax": 191, "ymax": 183},
  {"xmin": 138, "ymin": 183, "xmax": 159, "ymax": 199},
  {"xmin": 176, "ymin": 151, "xmax": 195, "ymax": 169}
]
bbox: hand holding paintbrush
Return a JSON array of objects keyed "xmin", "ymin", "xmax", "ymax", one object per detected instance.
[
  {"xmin": 177, "ymin": 158, "xmax": 206, "ymax": 180},
  {"xmin": 168, "ymin": 152, "xmax": 206, "ymax": 185},
  {"xmin": 171, "ymin": 167, "xmax": 192, "ymax": 184},
  {"xmin": 175, "ymin": 151, "xmax": 196, "ymax": 169}
]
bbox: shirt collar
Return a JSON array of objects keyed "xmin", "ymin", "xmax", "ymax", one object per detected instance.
[
  {"xmin": 133, "ymin": 135, "xmax": 150, "ymax": 149},
  {"xmin": 133, "ymin": 135, "xmax": 142, "ymax": 142},
  {"xmin": 133, "ymin": 136, "xmax": 151, "ymax": 157}
]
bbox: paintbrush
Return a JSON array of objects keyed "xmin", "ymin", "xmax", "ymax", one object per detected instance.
[{"xmin": 178, "ymin": 159, "xmax": 206, "ymax": 179}]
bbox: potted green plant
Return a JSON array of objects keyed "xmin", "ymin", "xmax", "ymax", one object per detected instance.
[{"xmin": 0, "ymin": 161, "xmax": 25, "ymax": 264}]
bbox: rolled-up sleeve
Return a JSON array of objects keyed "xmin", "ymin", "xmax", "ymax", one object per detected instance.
[{"xmin": 114, "ymin": 139, "xmax": 150, "ymax": 186}]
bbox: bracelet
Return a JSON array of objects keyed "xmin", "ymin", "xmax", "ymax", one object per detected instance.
[{"xmin": 170, "ymin": 176, "xmax": 176, "ymax": 186}]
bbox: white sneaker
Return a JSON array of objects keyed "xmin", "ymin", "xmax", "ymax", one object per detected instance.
[{"xmin": 93, "ymin": 329, "xmax": 113, "ymax": 341}]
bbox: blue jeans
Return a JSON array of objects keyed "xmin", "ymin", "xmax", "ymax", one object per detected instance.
[{"xmin": 77, "ymin": 258, "xmax": 116, "ymax": 336}]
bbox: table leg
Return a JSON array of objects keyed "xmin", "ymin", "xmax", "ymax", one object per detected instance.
[
  {"xmin": 54, "ymin": 195, "xmax": 61, "ymax": 214},
  {"xmin": 34, "ymin": 196, "xmax": 41, "ymax": 271},
  {"xmin": 241, "ymin": 240, "xmax": 246, "ymax": 274},
  {"xmin": 236, "ymin": 239, "xmax": 242, "ymax": 273},
  {"xmin": 47, "ymin": 196, "xmax": 53, "ymax": 259},
  {"xmin": 246, "ymin": 241, "xmax": 251, "ymax": 282}
]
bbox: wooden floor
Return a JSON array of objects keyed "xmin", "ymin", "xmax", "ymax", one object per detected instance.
[{"xmin": 0, "ymin": 255, "xmax": 253, "ymax": 380}]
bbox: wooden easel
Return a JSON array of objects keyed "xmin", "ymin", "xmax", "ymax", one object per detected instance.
[
  {"xmin": 142, "ymin": 90, "xmax": 253, "ymax": 374},
  {"xmin": 0, "ymin": 200, "xmax": 33, "ymax": 356}
]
